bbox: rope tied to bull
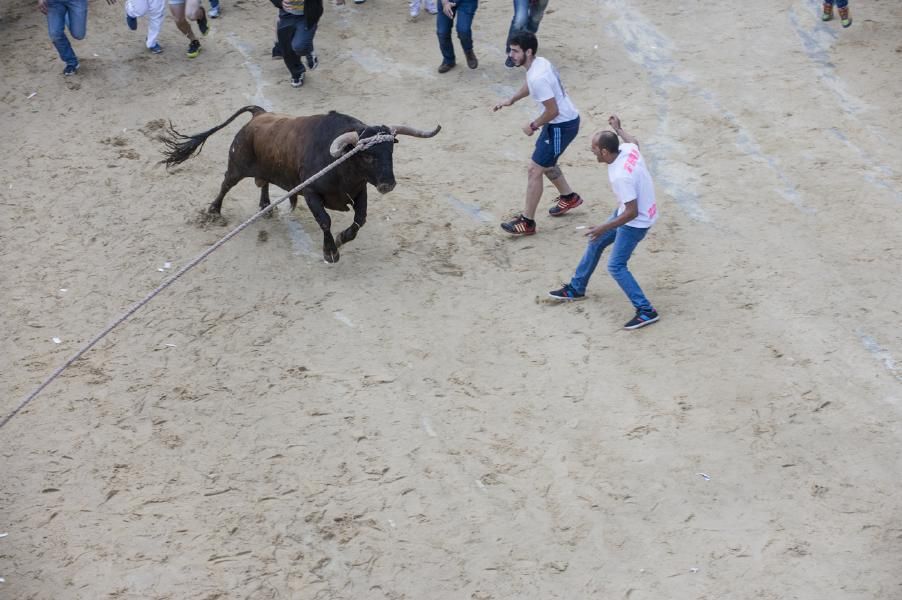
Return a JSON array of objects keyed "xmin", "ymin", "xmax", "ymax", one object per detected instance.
[{"xmin": 0, "ymin": 132, "xmax": 397, "ymax": 431}]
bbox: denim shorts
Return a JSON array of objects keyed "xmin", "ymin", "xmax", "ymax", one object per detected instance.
[{"xmin": 531, "ymin": 116, "xmax": 580, "ymax": 168}]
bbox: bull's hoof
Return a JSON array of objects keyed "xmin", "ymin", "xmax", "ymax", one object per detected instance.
[
  {"xmin": 191, "ymin": 209, "xmax": 228, "ymax": 228},
  {"xmin": 323, "ymin": 249, "xmax": 340, "ymax": 264}
]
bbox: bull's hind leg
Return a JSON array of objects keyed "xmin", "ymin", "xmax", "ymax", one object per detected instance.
[
  {"xmin": 256, "ymin": 179, "xmax": 274, "ymax": 218},
  {"xmin": 336, "ymin": 189, "xmax": 367, "ymax": 249},
  {"xmin": 209, "ymin": 169, "xmax": 245, "ymax": 214},
  {"xmin": 304, "ymin": 192, "xmax": 340, "ymax": 263}
]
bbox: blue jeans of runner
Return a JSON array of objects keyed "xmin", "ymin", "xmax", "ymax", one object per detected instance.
[
  {"xmin": 506, "ymin": 0, "xmax": 548, "ymax": 53},
  {"xmin": 276, "ymin": 15, "xmax": 317, "ymax": 78},
  {"xmin": 436, "ymin": 0, "xmax": 478, "ymax": 65},
  {"xmin": 46, "ymin": 0, "xmax": 87, "ymax": 66},
  {"xmin": 570, "ymin": 211, "xmax": 653, "ymax": 311}
]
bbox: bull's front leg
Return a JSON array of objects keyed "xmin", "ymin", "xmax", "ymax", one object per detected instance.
[
  {"xmin": 336, "ymin": 189, "xmax": 367, "ymax": 249},
  {"xmin": 305, "ymin": 192, "xmax": 340, "ymax": 263}
]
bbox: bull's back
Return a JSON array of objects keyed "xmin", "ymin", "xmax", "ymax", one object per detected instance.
[{"xmin": 229, "ymin": 111, "xmax": 365, "ymax": 197}]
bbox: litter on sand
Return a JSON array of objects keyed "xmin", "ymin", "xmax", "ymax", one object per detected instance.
[
  {"xmin": 697, "ymin": 473, "xmax": 711, "ymax": 481},
  {"xmin": 52, "ymin": 337, "xmax": 62, "ymax": 344},
  {"xmin": 27, "ymin": 92, "xmax": 37, "ymax": 99}
]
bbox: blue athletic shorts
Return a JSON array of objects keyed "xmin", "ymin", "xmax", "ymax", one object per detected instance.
[{"xmin": 531, "ymin": 116, "xmax": 580, "ymax": 168}]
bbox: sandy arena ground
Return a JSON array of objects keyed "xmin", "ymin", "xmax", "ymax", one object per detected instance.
[{"xmin": 1, "ymin": 0, "xmax": 901, "ymax": 598}]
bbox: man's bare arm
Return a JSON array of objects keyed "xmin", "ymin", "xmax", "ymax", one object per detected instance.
[{"xmin": 609, "ymin": 114, "xmax": 639, "ymax": 148}]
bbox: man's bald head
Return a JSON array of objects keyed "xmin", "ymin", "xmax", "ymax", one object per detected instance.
[{"xmin": 596, "ymin": 130, "xmax": 620, "ymax": 154}]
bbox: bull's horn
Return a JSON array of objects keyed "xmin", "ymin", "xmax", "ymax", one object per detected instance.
[
  {"xmin": 389, "ymin": 125, "xmax": 442, "ymax": 138},
  {"xmin": 329, "ymin": 131, "xmax": 360, "ymax": 157}
]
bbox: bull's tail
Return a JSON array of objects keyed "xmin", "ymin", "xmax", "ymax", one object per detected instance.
[{"xmin": 159, "ymin": 105, "xmax": 266, "ymax": 168}]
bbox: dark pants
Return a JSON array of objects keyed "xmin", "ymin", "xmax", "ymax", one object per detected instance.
[
  {"xmin": 276, "ymin": 15, "xmax": 316, "ymax": 78},
  {"xmin": 436, "ymin": 0, "xmax": 477, "ymax": 65}
]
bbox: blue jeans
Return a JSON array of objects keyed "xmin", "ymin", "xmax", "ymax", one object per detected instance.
[
  {"xmin": 276, "ymin": 16, "xmax": 317, "ymax": 77},
  {"xmin": 46, "ymin": 0, "xmax": 87, "ymax": 66},
  {"xmin": 436, "ymin": 0, "xmax": 478, "ymax": 65},
  {"xmin": 506, "ymin": 0, "xmax": 548, "ymax": 53},
  {"xmin": 570, "ymin": 212, "xmax": 653, "ymax": 311}
]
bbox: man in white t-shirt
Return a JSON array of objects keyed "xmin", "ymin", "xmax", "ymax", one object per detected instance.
[
  {"xmin": 492, "ymin": 31, "xmax": 583, "ymax": 236},
  {"xmin": 548, "ymin": 115, "xmax": 660, "ymax": 330}
]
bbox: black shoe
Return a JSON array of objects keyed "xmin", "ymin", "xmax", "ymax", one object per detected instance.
[
  {"xmin": 197, "ymin": 10, "xmax": 209, "ymax": 35},
  {"xmin": 438, "ymin": 62, "xmax": 455, "ymax": 73},
  {"xmin": 63, "ymin": 62, "xmax": 79, "ymax": 76},
  {"xmin": 291, "ymin": 72, "xmax": 305, "ymax": 88},
  {"xmin": 465, "ymin": 50, "xmax": 478, "ymax": 69},
  {"xmin": 548, "ymin": 284, "xmax": 585, "ymax": 301},
  {"xmin": 624, "ymin": 309, "xmax": 659, "ymax": 330},
  {"xmin": 505, "ymin": 56, "xmax": 515, "ymax": 68},
  {"xmin": 306, "ymin": 52, "xmax": 318, "ymax": 70},
  {"xmin": 126, "ymin": 14, "xmax": 138, "ymax": 30},
  {"xmin": 187, "ymin": 39, "xmax": 201, "ymax": 58},
  {"xmin": 271, "ymin": 41, "xmax": 282, "ymax": 59}
]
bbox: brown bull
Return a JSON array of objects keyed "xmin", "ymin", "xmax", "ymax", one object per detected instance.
[{"xmin": 160, "ymin": 105, "xmax": 440, "ymax": 263}]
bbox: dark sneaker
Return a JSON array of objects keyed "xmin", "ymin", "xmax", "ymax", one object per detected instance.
[
  {"xmin": 505, "ymin": 56, "xmax": 515, "ymax": 68},
  {"xmin": 271, "ymin": 41, "xmax": 282, "ymax": 59},
  {"xmin": 438, "ymin": 62, "xmax": 455, "ymax": 73},
  {"xmin": 63, "ymin": 62, "xmax": 79, "ymax": 76},
  {"xmin": 187, "ymin": 39, "xmax": 201, "ymax": 58},
  {"xmin": 149, "ymin": 42, "xmax": 163, "ymax": 54},
  {"xmin": 624, "ymin": 309, "xmax": 659, "ymax": 330},
  {"xmin": 197, "ymin": 11, "xmax": 209, "ymax": 35},
  {"xmin": 548, "ymin": 284, "xmax": 585, "ymax": 301},
  {"xmin": 126, "ymin": 14, "xmax": 138, "ymax": 30},
  {"xmin": 500, "ymin": 214, "xmax": 536, "ymax": 236},
  {"xmin": 465, "ymin": 50, "xmax": 478, "ymax": 69},
  {"xmin": 549, "ymin": 193, "xmax": 584, "ymax": 217},
  {"xmin": 291, "ymin": 72, "xmax": 305, "ymax": 88},
  {"xmin": 306, "ymin": 52, "xmax": 318, "ymax": 70}
]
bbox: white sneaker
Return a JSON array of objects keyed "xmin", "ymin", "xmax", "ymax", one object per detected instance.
[{"xmin": 209, "ymin": 4, "xmax": 220, "ymax": 17}]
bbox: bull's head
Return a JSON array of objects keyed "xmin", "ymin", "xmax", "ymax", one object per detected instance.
[{"xmin": 329, "ymin": 124, "xmax": 442, "ymax": 195}]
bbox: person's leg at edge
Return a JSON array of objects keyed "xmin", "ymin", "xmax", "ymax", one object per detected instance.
[
  {"xmin": 145, "ymin": 0, "xmax": 165, "ymax": 48},
  {"xmin": 544, "ymin": 165, "xmax": 573, "ymax": 197},
  {"xmin": 185, "ymin": 0, "xmax": 204, "ymax": 22},
  {"xmin": 569, "ymin": 225, "xmax": 617, "ymax": 296},
  {"xmin": 523, "ymin": 160, "xmax": 545, "ymax": 220},
  {"xmin": 526, "ymin": 0, "xmax": 548, "ymax": 33},
  {"xmin": 277, "ymin": 19, "xmax": 304, "ymax": 80},
  {"xmin": 506, "ymin": 0, "xmax": 528, "ymax": 54},
  {"xmin": 65, "ymin": 0, "xmax": 88, "ymax": 40},
  {"xmin": 170, "ymin": 3, "xmax": 197, "ymax": 40},
  {"xmin": 47, "ymin": 0, "xmax": 77, "ymax": 66},
  {"xmin": 436, "ymin": 6, "xmax": 455, "ymax": 65},
  {"xmin": 291, "ymin": 21, "xmax": 316, "ymax": 58},
  {"xmin": 606, "ymin": 225, "xmax": 652, "ymax": 311},
  {"xmin": 455, "ymin": 0, "xmax": 477, "ymax": 55}
]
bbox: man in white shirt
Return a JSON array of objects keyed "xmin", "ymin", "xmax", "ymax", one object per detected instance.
[
  {"xmin": 548, "ymin": 115, "xmax": 660, "ymax": 330},
  {"xmin": 493, "ymin": 31, "xmax": 583, "ymax": 236}
]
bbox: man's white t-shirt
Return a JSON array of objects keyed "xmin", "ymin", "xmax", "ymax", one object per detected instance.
[
  {"xmin": 526, "ymin": 57, "xmax": 579, "ymax": 124},
  {"xmin": 608, "ymin": 143, "xmax": 658, "ymax": 228}
]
